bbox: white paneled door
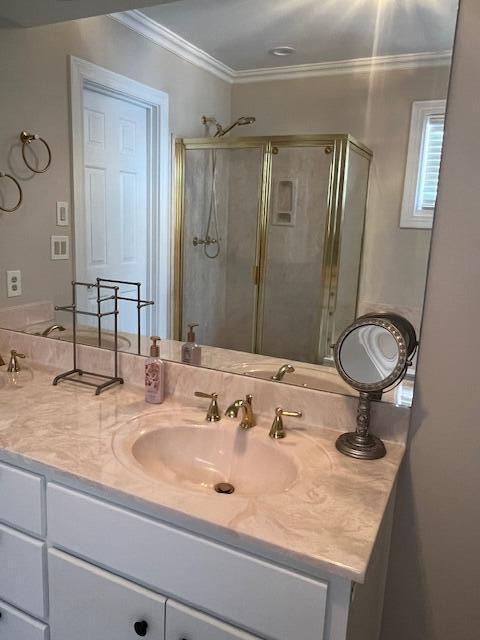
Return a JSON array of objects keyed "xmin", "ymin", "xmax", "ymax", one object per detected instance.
[{"xmin": 78, "ymin": 87, "xmax": 149, "ymax": 335}]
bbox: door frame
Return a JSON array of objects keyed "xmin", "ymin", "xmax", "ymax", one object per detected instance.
[{"xmin": 69, "ymin": 55, "xmax": 170, "ymax": 338}]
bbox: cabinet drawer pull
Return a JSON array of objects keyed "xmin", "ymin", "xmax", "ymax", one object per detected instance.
[{"xmin": 134, "ymin": 620, "xmax": 149, "ymax": 636}]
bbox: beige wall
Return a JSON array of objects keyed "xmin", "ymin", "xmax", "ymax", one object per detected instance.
[
  {"xmin": 381, "ymin": 0, "xmax": 480, "ymax": 637},
  {"xmin": 232, "ymin": 65, "xmax": 451, "ymax": 333},
  {"xmin": 0, "ymin": 15, "xmax": 230, "ymax": 310}
]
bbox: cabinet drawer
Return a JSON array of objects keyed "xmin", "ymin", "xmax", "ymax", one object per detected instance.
[
  {"xmin": 0, "ymin": 600, "xmax": 48, "ymax": 640},
  {"xmin": 166, "ymin": 600, "xmax": 261, "ymax": 640},
  {"xmin": 0, "ymin": 524, "xmax": 46, "ymax": 618},
  {"xmin": 47, "ymin": 484, "xmax": 328, "ymax": 640},
  {"xmin": 0, "ymin": 461, "xmax": 44, "ymax": 535},
  {"xmin": 49, "ymin": 549, "xmax": 165, "ymax": 640}
]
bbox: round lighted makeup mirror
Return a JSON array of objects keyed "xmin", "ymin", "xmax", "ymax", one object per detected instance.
[{"xmin": 334, "ymin": 313, "xmax": 417, "ymax": 459}]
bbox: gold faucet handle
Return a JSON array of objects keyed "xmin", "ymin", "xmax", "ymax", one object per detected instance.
[
  {"xmin": 245, "ymin": 394, "xmax": 256, "ymax": 427},
  {"xmin": 194, "ymin": 391, "xmax": 221, "ymax": 422},
  {"xmin": 7, "ymin": 350, "xmax": 26, "ymax": 373},
  {"xmin": 281, "ymin": 409, "xmax": 302, "ymax": 418},
  {"xmin": 269, "ymin": 407, "xmax": 302, "ymax": 439}
]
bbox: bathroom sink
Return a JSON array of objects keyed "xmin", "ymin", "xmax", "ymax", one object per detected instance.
[
  {"xmin": 57, "ymin": 329, "xmax": 131, "ymax": 350},
  {"xmin": 25, "ymin": 324, "xmax": 131, "ymax": 350},
  {"xmin": 251, "ymin": 369, "xmax": 350, "ymax": 393},
  {"xmin": 115, "ymin": 424, "xmax": 299, "ymax": 496},
  {"xmin": 230, "ymin": 362, "xmax": 351, "ymax": 393}
]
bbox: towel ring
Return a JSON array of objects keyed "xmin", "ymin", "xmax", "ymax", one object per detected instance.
[
  {"xmin": 20, "ymin": 131, "xmax": 52, "ymax": 173},
  {"xmin": 0, "ymin": 172, "xmax": 23, "ymax": 212}
]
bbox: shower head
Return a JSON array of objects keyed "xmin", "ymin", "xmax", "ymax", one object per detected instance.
[
  {"xmin": 236, "ymin": 116, "xmax": 256, "ymax": 126},
  {"xmin": 214, "ymin": 115, "xmax": 256, "ymax": 137}
]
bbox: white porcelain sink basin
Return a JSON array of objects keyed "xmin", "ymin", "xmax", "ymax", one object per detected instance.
[
  {"xmin": 25, "ymin": 324, "xmax": 131, "ymax": 350},
  {"xmin": 57, "ymin": 329, "xmax": 131, "ymax": 350},
  {"xmin": 251, "ymin": 369, "xmax": 350, "ymax": 393},
  {"xmin": 229, "ymin": 362, "xmax": 351, "ymax": 394},
  {"xmin": 115, "ymin": 423, "xmax": 299, "ymax": 497}
]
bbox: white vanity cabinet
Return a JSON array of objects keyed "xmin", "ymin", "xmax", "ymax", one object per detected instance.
[
  {"xmin": 48, "ymin": 550, "xmax": 260, "ymax": 640},
  {"xmin": 46, "ymin": 483, "xmax": 329, "ymax": 640},
  {"xmin": 0, "ymin": 524, "xmax": 46, "ymax": 618},
  {"xmin": 0, "ymin": 600, "xmax": 48, "ymax": 640},
  {"xmin": 0, "ymin": 462, "xmax": 47, "ymax": 629},
  {"xmin": 165, "ymin": 600, "xmax": 261, "ymax": 640},
  {"xmin": 48, "ymin": 549, "xmax": 166, "ymax": 640},
  {"xmin": 0, "ymin": 461, "xmax": 45, "ymax": 535},
  {"xmin": 0, "ymin": 459, "xmax": 390, "ymax": 640}
]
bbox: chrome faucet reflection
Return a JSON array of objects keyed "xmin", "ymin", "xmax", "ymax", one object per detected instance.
[
  {"xmin": 39, "ymin": 325, "xmax": 66, "ymax": 337},
  {"xmin": 271, "ymin": 363, "xmax": 295, "ymax": 381},
  {"xmin": 225, "ymin": 394, "xmax": 255, "ymax": 429}
]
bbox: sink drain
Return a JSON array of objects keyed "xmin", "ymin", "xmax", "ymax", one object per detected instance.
[{"xmin": 214, "ymin": 482, "xmax": 235, "ymax": 495}]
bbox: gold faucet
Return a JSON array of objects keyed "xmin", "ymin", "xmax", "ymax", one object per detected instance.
[
  {"xmin": 194, "ymin": 391, "xmax": 221, "ymax": 422},
  {"xmin": 269, "ymin": 407, "xmax": 302, "ymax": 439},
  {"xmin": 271, "ymin": 364, "xmax": 295, "ymax": 381},
  {"xmin": 225, "ymin": 394, "xmax": 255, "ymax": 429},
  {"xmin": 40, "ymin": 325, "xmax": 66, "ymax": 337},
  {"xmin": 7, "ymin": 350, "xmax": 26, "ymax": 373}
]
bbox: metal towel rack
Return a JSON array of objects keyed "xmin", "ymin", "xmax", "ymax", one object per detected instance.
[
  {"xmin": 52, "ymin": 281, "xmax": 124, "ymax": 395},
  {"xmin": 20, "ymin": 130, "xmax": 52, "ymax": 173},
  {"xmin": 0, "ymin": 171, "xmax": 23, "ymax": 212}
]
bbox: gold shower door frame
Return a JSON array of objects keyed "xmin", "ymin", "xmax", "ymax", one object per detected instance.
[{"xmin": 173, "ymin": 134, "xmax": 372, "ymax": 362}]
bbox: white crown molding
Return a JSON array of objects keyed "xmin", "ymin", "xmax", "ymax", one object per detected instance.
[
  {"xmin": 233, "ymin": 50, "xmax": 452, "ymax": 83},
  {"xmin": 109, "ymin": 10, "xmax": 452, "ymax": 85},
  {"xmin": 109, "ymin": 10, "xmax": 234, "ymax": 84}
]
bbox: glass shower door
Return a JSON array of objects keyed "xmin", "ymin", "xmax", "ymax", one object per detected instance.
[
  {"xmin": 181, "ymin": 145, "xmax": 264, "ymax": 351},
  {"xmin": 258, "ymin": 144, "xmax": 333, "ymax": 364}
]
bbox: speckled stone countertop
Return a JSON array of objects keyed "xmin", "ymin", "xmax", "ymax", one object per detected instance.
[{"xmin": 0, "ymin": 364, "xmax": 404, "ymax": 583}]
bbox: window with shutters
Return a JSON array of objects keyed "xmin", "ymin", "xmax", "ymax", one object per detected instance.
[{"xmin": 400, "ymin": 99, "xmax": 446, "ymax": 229}]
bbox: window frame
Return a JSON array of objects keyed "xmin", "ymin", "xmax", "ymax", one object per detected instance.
[{"xmin": 400, "ymin": 99, "xmax": 446, "ymax": 229}]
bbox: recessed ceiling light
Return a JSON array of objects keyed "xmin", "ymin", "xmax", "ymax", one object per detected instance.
[{"xmin": 269, "ymin": 46, "xmax": 296, "ymax": 57}]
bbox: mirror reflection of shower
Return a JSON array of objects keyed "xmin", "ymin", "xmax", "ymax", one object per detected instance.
[{"xmin": 193, "ymin": 115, "xmax": 256, "ymax": 259}]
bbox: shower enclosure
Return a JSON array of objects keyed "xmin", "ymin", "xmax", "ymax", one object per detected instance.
[{"xmin": 174, "ymin": 135, "xmax": 372, "ymax": 365}]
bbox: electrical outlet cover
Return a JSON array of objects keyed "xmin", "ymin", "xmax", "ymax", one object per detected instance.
[{"xmin": 6, "ymin": 270, "xmax": 22, "ymax": 297}]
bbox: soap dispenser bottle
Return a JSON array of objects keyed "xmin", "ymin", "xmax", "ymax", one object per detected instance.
[
  {"xmin": 145, "ymin": 336, "xmax": 165, "ymax": 404},
  {"xmin": 181, "ymin": 323, "xmax": 202, "ymax": 365}
]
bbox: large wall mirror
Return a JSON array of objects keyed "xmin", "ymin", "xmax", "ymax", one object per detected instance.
[{"xmin": 0, "ymin": 0, "xmax": 460, "ymax": 405}]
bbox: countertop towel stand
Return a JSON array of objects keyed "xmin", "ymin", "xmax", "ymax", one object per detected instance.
[
  {"xmin": 52, "ymin": 281, "xmax": 124, "ymax": 395},
  {"xmin": 95, "ymin": 278, "xmax": 154, "ymax": 355}
]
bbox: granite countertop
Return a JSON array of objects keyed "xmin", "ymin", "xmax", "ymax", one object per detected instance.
[{"xmin": 0, "ymin": 364, "xmax": 405, "ymax": 583}]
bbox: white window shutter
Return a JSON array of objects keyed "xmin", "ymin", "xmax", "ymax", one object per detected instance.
[
  {"xmin": 416, "ymin": 114, "xmax": 445, "ymax": 211},
  {"xmin": 400, "ymin": 100, "xmax": 446, "ymax": 229}
]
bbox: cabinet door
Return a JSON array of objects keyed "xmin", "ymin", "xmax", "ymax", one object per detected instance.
[
  {"xmin": 0, "ymin": 524, "xmax": 46, "ymax": 618},
  {"xmin": 0, "ymin": 462, "xmax": 44, "ymax": 535},
  {"xmin": 165, "ymin": 600, "xmax": 261, "ymax": 640},
  {"xmin": 0, "ymin": 600, "xmax": 48, "ymax": 640},
  {"xmin": 49, "ymin": 549, "xmax": 165, "ymax": 640}
]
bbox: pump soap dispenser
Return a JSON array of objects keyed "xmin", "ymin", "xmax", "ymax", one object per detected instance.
[
  {"xmin": 145, "ymin": 336, "xmax": 165, "ymax": 404},
  {"xmin": 181, "ymin": 323, "xmax": 202, "ymax": 365}
]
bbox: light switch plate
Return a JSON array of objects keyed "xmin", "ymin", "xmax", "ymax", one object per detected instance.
[
  {"xmin": 51, "ymin": 236, "xmax": 70, "ymax": 260},
  {"xmin": 6, "ymin": 270, "xmax": 22, "ymax": 297},
  {"xmin": 56, "ymin": 201, "xmax": 69, "ymax": 226}
]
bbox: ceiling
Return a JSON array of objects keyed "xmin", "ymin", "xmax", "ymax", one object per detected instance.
[
  {"xmin": 0, "ymin": 0, "xmax": 176, "ymax": 28},
  {"xmin": 141, "ymin": 0, "xmax": 459, "ymax": 71}
]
